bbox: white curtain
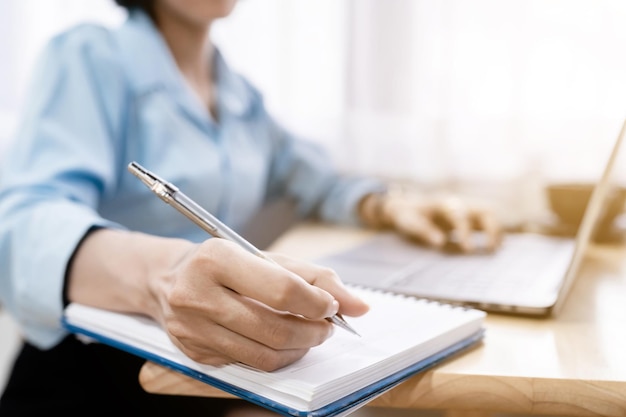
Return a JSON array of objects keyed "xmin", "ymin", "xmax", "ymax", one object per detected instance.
[
  {"xmin": 344, "ymin": 0, "xmax": 626, "ymax": 184},
  {"xmin": 3, "ymin": 0, "xmax": 626, "ymax": 198}
]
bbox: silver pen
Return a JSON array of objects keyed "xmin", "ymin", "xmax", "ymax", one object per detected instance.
[{"xmin": 128, "ymin": 161, "xmax": 360, "ymax": 336}]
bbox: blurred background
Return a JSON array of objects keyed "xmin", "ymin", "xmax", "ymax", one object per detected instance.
[
  {"xmin": 2, "ymin": 0, "xmax": 626, "ymax": 224},
  {"xmin": 2, "ymin": 0, "xmax": 626, "ymax": 398}
]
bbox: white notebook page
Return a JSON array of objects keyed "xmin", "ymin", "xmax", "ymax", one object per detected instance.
[{"xmin": 65, "ymin": 286, "xmax": 485, "ymax": 411}]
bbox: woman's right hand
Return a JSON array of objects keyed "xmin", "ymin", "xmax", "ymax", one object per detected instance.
[
  {"xmin": 153, "ymin": 238, "xmax": 369, "ymax": 371},
  {"xmin": 68, "ymin": 228, "xmax": 368, "ymax": 372}
]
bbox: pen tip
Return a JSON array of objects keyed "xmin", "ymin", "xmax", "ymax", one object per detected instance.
[{"xmin": 331, "ymin": 315, "xmax": 361, "ymax": 337}]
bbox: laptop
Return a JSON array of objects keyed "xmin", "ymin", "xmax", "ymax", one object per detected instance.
[{"xmin": 318, "ymin": 121, "xmax": 626, "ymax": 316}]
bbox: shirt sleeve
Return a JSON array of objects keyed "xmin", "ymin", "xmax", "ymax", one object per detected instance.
[
  {"xmin": 262, "ymin": 109, "xmax": 387, "ymax": 226},
  {"xmin": 0, "ymin": 25, "xmax": 127, "ymax": 349}
]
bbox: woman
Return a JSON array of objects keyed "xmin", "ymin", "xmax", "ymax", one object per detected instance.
[{"xmin": 0, "ymin": 0, "xmax": 500, "ymax": 415}]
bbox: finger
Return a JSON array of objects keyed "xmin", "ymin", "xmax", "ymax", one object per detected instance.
[
  {"xmin": 470, "ymin": 209, "xmax": 503, "ymax": 251},
  {"xmin": 435, "ymin": 206, "xmax": 475, "ymax": 253},
  {"xmin": 195, "ymin": 286, "xmax": 334, "ymax": 350},
  {"xmin": 392, "ymin": 210, "xmax": 446, "ymax": 249},
  {"xmin": 269, "ymin": 253, "xmax": 370, "ymax": 317},
  {"xmin": 169, "ymin": 318, "xmax": 311, "ymax": 371},
  {"xmin": 199, "ymin": 239, "xmax": 339, "ymax": 321}
]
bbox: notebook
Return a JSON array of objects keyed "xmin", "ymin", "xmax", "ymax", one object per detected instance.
[
  {"xmin": 318, "ymin": 121, "xmax": 626, "ymax": 317},
  {"xmin": 63, "ymin": 286, "xmax": 485, "ymax": 417}
]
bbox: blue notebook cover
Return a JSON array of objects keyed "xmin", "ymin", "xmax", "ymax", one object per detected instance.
[
  {"xmin": 62, "ymin": 316, "xmax": 483, "ymax": 417},
  {"xmin": 62, "ymin": 285, "xmax": 486, "ymax": 416}
]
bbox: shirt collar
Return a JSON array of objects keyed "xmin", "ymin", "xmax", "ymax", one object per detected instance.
[
  {"xmin": 214, "ymin": 49, "xmax": 256, "ymax": 117},
  {"xmin": 114, "ymin": 9, "xmax": 254, "ymax": 120}
]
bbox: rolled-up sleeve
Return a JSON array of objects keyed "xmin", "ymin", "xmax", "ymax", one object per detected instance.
[
  {"xmin": 0, "ymin": 25, "xmax": 126, "ymax": 349},
  {"xmin": 265, "ymin": 113, "xmax": 387, "ymax": 226}
]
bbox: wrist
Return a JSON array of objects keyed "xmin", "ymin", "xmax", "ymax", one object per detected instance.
[
  {"xmin": 143, "ymin": 236, "xmax": 196, "ymax": 321},
  {"xmin": 67, "ymin": 228, "xmax": 195, "ymax": 321},
  {"xmin": 358, "ymin": 191, "xmax": 391, "ymax": 229}
]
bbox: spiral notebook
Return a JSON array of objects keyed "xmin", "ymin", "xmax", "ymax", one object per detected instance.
[{"xmin": 63, "ymin": 286, "xmax": 485, "ymax": 417}]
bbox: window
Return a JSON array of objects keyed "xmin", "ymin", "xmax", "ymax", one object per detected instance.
[{"xmin": 2, "ymin": 0, "xmax": 626, "ymax": 196}]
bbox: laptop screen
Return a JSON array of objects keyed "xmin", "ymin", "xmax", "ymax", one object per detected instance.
[{"xmin": 552, "ymin": 119, "xmax": 626, "ymax": 314}]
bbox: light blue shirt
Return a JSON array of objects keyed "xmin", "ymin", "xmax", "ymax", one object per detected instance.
[{"xmin": 0, "ymin": 10, "xmax": 384, "ymax": 349}]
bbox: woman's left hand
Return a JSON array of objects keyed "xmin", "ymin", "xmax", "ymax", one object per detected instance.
[{"xmin": 359, "ymin": 190, "xmax": 502, "ymax": 253}]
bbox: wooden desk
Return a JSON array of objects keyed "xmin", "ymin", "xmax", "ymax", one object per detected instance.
[{"xmin": 139, "ymin": 223, "xmax": 626, "ymax": 417}]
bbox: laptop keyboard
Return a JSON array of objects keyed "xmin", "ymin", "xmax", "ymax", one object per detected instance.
[
  {"xmin": 319, "ymin": 232, "xmax": 576, "ymax": 305},
  {"xmin": 390, "ymin": 234, "xmax": 574, "ymax": 298}
]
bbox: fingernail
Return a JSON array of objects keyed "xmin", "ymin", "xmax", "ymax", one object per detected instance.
[{"xmin": 329, "ymin": 300, "xmax": 340, "ymax": 316}]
